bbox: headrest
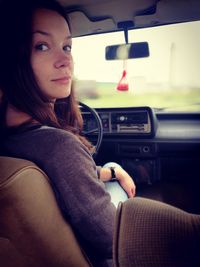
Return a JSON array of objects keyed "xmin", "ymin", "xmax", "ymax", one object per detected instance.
[
  {"xmin": 0, "ymin": 156, "xmax": 47, "ymax": 186},
  {"xmin": 114, "ymin": 197, "xmax": 200, "ymax": 267}
]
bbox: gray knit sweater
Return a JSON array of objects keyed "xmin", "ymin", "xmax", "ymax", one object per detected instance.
[{"xmin": 2, "ymin": 125, "xmax": 116, "ymax": 266}]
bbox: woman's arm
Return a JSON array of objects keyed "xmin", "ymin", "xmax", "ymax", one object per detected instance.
[
  {"xmin": 38, "ymin": 129, "xmax": 116, "ymax": 260},
  {"xmin": 99, "ymin": 166, "xmax": 136, "ymax": 198}
]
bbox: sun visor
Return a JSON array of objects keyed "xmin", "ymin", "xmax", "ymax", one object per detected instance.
[
  {"xmin": 134, "ymin": 0, "xmax": 200, "ymax": 27},
  {"xmin": 156, "ymin": 0, "xmax": 200, "ymax": 23},
  {"xmin": 68, "ymin": 11, "xmax": 116, "ymax": 37}
]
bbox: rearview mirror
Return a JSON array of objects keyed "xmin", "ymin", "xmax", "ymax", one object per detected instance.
[{"xmin": 105, "ymin": 42, "xmax": 149, "ymax": 60}]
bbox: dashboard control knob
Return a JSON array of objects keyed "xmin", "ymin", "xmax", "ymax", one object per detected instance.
[
  {"xmin": 119, "ymin": 116, "xmax": 126, "ymax": 121},
  {"xmin": 143, "ymin": 146, "xmax": 150, "ymax": 153}
]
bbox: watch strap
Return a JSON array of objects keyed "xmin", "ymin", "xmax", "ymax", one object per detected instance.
[{"xmin": 109, "ymin": 167, "xmax": 117, "ymax": 181}]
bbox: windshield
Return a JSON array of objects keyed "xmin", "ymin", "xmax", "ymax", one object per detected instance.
[{"xmin": 72, "ymin": 21, "xmax": 200, "ymax": 112}]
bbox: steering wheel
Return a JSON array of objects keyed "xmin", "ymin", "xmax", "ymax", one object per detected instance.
[{"xmin": 79, "ymin": 102, "xmax": 103, "ymax": 157}]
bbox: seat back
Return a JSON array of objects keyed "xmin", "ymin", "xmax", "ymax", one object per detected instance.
[
  {"xmin": 113, "ymin": 197, "xmax": 200, "ymax": 267},
  {"xmin": 0, "ymin": 156, "xmax": 91, "ymax": 267}
]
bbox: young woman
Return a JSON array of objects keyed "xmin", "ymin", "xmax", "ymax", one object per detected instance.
[{"xmin": 0, "ymin": 0, "xmax": 135, "ymax": 266}]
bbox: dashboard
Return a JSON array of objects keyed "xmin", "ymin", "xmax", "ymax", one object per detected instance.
[
  {"xmin": 82, "ymin": 106, "xmax": 200, "ymax": 188},
  {"xmin": 82, "ymin": 106, "xmax": 157, "ymax": 138}
]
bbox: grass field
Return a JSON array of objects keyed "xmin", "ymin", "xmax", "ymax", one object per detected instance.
[{"xmin": 77, "ymin": 82, "xmax": 200, "ymax": 111}]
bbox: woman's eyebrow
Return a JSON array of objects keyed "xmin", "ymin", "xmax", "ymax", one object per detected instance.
[
  {"xmin": 33, "ymin": 30, "xmax": 72, "ymax": 40},
  {"xmin": 33, "ymin": 30, "xmax": 50, "ymax": 36}
]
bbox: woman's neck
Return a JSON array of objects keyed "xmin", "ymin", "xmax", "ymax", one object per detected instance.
[{"xmin": 6, "ymin": 104, "xmax": 33, "ymax": 127}]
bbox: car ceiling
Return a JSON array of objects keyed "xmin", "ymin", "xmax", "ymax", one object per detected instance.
[{"xmin": 57, "ymin": 0, "xmax": 200, "ymax": 37}]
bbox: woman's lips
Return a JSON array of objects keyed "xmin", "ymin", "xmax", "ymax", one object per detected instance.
[{"xmin": 51, "ymin": 76, "xmax": 71, "ymax": 85}]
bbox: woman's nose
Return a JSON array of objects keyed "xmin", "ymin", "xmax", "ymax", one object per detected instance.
[{"xmin": 54, "ymin": 52, "xmax": 72, "ymax": 69}]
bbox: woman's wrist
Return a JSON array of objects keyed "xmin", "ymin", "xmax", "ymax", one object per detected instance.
[
  {"xmin": 109, "ymin": 167, "xmax": 124, "ymax": 182},
  {"xmin": 99, "ymin": 167, "xmax": 113, "ymax": 182},
  {"xmin": 99, "ymin": 166, "xmax": 125, "ymax": 182},
  {"xmin": 109, "ymin": 167, "xmax": 117, "ymax": 181},
  {"xmin": 113, "ymin": 167, "xmax": 125, "ymax": 182}
]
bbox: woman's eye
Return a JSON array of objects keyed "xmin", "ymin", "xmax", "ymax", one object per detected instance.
[
  {"xmin": 63, "ymin": 45, "xmax": 72, "ymax": 52},
  {"xmin": 35, "ymin": 43, "xmax": 49, "ymax": 51}
]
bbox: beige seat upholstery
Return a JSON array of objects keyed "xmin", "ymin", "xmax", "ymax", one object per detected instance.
[
  {"xmin": 113, "ymin": 197, "xmax": 200, "ymax": 267},
  {"xmin": 0, "ymin": 156, "xmax": 91, "ymax": 267}
]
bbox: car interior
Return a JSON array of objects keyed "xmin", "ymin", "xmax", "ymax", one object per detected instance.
[
  {"xmin": 0, "ymin": 0, "xmax": 200, "ymax": 266},
  {"xmin": 72, "ymin": 0, "xmax": 200, "ymax": 214}
]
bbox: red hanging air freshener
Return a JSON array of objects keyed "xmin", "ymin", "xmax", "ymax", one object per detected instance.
[
  {"xmin": 117, "ymin": 70, "xmax": 129, "ymax": 91},
  {"xmin": 117, "ymin": 60, "xmax": 129, "ymax": 91}
]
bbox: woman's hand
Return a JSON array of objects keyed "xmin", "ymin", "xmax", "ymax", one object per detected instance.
[
  {"xmin": 99, "ymin": 166, "xmax": 136, "ymax": 198},
  {"xmin": 115, "ymin": 167, "xmax": 136, "ymax": 198}
]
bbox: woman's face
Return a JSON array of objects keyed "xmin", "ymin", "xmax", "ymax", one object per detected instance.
[{"xmin": 31, "ymin": 8, "xmax": 73, "ymax": 101}]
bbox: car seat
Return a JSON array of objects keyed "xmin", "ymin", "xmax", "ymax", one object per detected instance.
[
  {"xmin": 0, "ymin": 156, "xmax": 91, "ymax": 267},
  {"xmin": 113, "ymin": 197, "xmax": 200, "ymax": 267}
]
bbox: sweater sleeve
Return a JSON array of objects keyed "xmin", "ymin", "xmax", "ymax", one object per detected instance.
[{"xmin": 37, "ymin": 129, "xmax": 116, "ymax": 260}]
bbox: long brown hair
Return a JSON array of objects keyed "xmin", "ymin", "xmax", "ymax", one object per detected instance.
[{"xmin": 0, "ymin": 0, "xmax": 94, "ymax": 152}]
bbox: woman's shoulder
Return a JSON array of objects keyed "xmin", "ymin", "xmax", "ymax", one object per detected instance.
[
  {"xmin": 7, "ymin": 125, "xmax": 83, "ymax": 152},
  {"xmin": 31, "ymin": 126, "xmax": 92, "ymax": 166},
  {"xmin": 5, "ymin": 125, "xmax": 91, "ymax": 159},
  {"xmin": 34, "ymin": 126, "xmax": 82, "ymax": 146},
  {"xmin": 38, "ymin": 126, "xmax": 76, "ymax": 137}
]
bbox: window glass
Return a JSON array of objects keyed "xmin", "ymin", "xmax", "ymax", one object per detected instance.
[{"xmin": 72, "ymin": 21, "xmax": 200, "ymax": 111}]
